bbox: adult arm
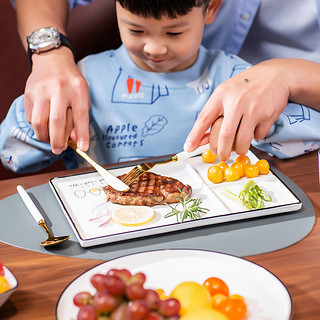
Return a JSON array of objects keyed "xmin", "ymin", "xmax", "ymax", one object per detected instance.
[
  {"xmin": 184, "ymin": 58, "xmax": 320, "ymax": 161},
  {"xmin": 15, "ymin": 0, "xmax": 90, "ymax": 154}
]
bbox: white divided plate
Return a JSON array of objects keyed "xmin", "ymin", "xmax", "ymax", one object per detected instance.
[
  {"xmin": 55, "ymin": 249, "xmax": 293, "ymax": 320},
  {"xmin": 50, "ymin": 150, "xmax": 302, "ymax": 247}
]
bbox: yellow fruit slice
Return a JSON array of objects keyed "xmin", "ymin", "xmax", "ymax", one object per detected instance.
[
  {"xmin": 0, "ymin": 276, "xmax": 10, "ymax": 294},
  {"xmin": 111, "ymin": 206, "xmax": 155, "ymax": 226},
  {"xmin": 180, "ymin": 307, "xmax": 228, "ymax": 320},
  {"xmin": 170, "ymin": 281, "xmax": 211, "ymax": 315}
]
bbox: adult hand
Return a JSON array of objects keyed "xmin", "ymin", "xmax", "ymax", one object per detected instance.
[
  {"xmin": 184, "ymin": 60, "xmax": 291, "ymax": 161},
  {"xmin": 24, "ymin": 47, "xmax": 90, "ymax": 154}
]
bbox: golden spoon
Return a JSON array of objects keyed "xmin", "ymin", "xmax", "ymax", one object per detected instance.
[{"xmin": 17, "ymin": 185, "xmax": 70, "ymax": 246}]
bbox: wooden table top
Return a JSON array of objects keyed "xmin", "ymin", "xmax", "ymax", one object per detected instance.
[{"xmin": 0, "ymin": 148, "xmax": 319, "ymax": 319}]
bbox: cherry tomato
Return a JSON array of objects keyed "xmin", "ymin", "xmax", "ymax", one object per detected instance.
[
  {"xmin": 231, "ymin": 162, "xmax": 245, "ymax": 178},
  {"xmin": 202, "ymin": 150, "xmax": 218, "ymax": 163},
  {"xmin": 203, "ymin": 277, "xmax": 229, "ymax": 297},
  {"xmin": 216, "ymin": 162, "xmax": 229, "ymax": 172},
  {"xmin": 235, "ymin": 155, "xmax": 251, "ymax": 166},
  {"xmin": 211, "ymin": 293, "xmax": 228, "ymax": 308},
  {"xmin": 244, "ymin": 164, "xmax": 259, "ymax": 178},
  {"xmin": 208, "ymin": 166, "xmax": 224, "ymax": 183},
  {"xmin": 224, "ymin": 167, "xmax": 240, "ymax": 182},
  {"xmin": 217, "ymin": 297, "xmax": 247, "ymax": 320},
  {"xmin": 229, "ymin": 294, "xmax": 246, "ymax": 302},
  {"xmin": 255, "ymin": 159, "xmax": 270, "ymax": 175}
]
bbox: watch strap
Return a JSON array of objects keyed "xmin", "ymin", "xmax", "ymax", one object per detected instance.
[{"xmin": 27, "ymin": 33, "xmax": 76, "ymax": 70}]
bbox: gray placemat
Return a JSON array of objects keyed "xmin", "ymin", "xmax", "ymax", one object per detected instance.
[{"xmin": 0, "ymin": 168, "xmax": 314, "ymax": 260}]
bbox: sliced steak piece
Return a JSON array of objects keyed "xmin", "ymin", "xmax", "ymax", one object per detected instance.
[{"xmin": 103, "ymin": 171, "xmax": 192, "ymax": 207}]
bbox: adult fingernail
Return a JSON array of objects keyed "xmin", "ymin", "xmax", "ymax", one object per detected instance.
[
  {"xmin": 184, "ymin": 140, "xmax": 193, "ymax": 152},
  {"xmin": 78, "ymin": 140, "xmax": 89, "ymax": 151},
  {"xmin": 52, "ymin": 148, "xmax": 62, "ymax": 155}
]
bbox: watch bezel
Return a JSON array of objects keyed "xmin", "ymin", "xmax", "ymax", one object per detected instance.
[{"xmin": 27, "ymin": 27, "xmax": 61, "ymax": 53}]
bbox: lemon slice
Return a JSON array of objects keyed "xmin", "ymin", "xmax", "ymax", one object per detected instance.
[{"xmin": 111, "ymin": 206, "xmax": 155, "ymax": 226}]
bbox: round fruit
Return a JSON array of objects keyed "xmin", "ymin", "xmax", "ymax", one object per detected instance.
[
  {"xmin": 255, "ymin": 159, "xmax": 270, "ymax": 175},
  {"xmin": 231, "ymin": 162, "xmax": 245, "ymax": 178},
  {"xmin": 111, "ymin": 206, "xmax": 155, "ymax": 226},
  {"xmin": 202, "ymin": 150, "xmax": 218, "ymax": 163},
  {"xmin": 217, "ymin": 298, "xmax": 247, "ymax": 320},
  {"xmin": 224, "ymin": 167, "xmax": 240, "ymax": 182},
  {"xmin": 235, "ymin": 155, "xmax": 251, "ymax": 166},
  {"xmin": 208, "ymin": 165, "xmax": 224, "ymax": 183},
  {"xmin": 211, "ymin": 293, "xmax": 228, "ymax": 308},
  {"xmin": 216, "ymin": 161, "xmax": 229, "ymax": 172},
  {"xmin": 170, "ymin": 281, "xmax": 211, "ymax": 315},
  {"xmin": 180, "ymin": 307, "xmax": 228, "ymax": 320},
  {"xmin": 203, "ymin": 277, "xmax": 229, "ymax": 297},
  {"xmin": 244, "ymin": 164, "xmax": 259, "ymax": 178}
]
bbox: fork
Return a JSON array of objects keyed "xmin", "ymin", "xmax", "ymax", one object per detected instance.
[{"xmin": 122, "ymin": 143, "xmax": 210, "ymax": 185}]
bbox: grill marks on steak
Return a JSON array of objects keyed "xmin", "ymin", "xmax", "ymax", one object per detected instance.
[{"xmin": 103, "ymin": 172, "xmax": 192, "ymax": 206}]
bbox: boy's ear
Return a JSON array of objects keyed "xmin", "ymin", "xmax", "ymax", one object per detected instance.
[{"xmin": 204, "ymin": 0, "xmax": 223, "ymax": 25}]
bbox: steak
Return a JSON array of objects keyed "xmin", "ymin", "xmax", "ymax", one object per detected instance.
[{"xmin": 103, "ymin": 172, "xmax": 192, "ymax": 207}]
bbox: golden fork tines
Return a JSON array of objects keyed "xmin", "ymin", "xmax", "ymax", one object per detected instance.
[{"xmin": 121, "ymin": 158, "xmax": 176, "ymax": 185}]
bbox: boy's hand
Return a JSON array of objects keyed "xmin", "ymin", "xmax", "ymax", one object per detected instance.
[
  {"xmin": 24, "ymin": 47, "xmax": 90, "ymax": 154},
  {"xmin": 184, "ymin": 60, "xmax": 290, "ymax": 161}
]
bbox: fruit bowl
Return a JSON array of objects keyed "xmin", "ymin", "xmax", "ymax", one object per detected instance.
[{"xmin": 0, "ymin": 266, "xmax": 18, "ymax": 308}]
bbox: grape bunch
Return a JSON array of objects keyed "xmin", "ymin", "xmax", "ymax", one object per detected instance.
[{"xmin": 73, "ymin": 268, "xmax": 181, "ymax": 320}]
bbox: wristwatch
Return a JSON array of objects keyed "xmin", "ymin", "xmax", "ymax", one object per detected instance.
[{"xmin": 27, "ymin": 27, "xmax": 75, "ymax": 69}]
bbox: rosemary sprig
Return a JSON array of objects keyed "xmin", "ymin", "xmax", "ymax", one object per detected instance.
[{"xmin": 164, "ymin": 189, "xmax": 209, "ymax": 223}]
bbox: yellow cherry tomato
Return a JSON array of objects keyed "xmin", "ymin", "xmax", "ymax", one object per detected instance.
[
  {"xmin": 244, "ymin": 164, "xmax": 259, "ymax": 178},
  {"xmin": 216, "ymin": 161, "xmax": 229, "ymax": 172},
  {"xmin": 224, "ymin": 167, "xmax": 240, "ymax": 182},
  {"xmin": 235, "ymin": 155, "xmax": 251, "ymax": 166},
  {"xmin": 231, "ymin": 162, "xmax": 245, "ymax": 178},
  {"xmin": 208, "ymin": 166, "xmax": 224, "ymax": 183},
  {"xmin": 255, "ymin": 159, "xmax": 270, "ymax": 175},
  {"xmin": 202, "ymin": 150, "xmax": 218, "ymax": 163}
]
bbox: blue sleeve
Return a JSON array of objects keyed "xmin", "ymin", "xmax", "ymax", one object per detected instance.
[{"xmin": 0, "ymin": 96, "xmax": 65, "ymax": 173}]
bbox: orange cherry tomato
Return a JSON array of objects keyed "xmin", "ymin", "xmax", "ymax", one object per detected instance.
[
  {"xmin": 211, "ymin": 293, "xmax": 228, "ymax": 308},
  {"xmin": 224, "ymin": 167, "xmax": 240, "ymax": 182},
  {"xmin": 255, "ymin": 159, "xmax": 270, "ymax": 175},
  {"xmin": 235, "ymin": 155, "xmax": 251, "ymax": 166},
  {"xmin": 217, "ymin": 162, "xmax": 229, "ymax": 172},
  {"xmin": 217, "ymin": 297, "xmax": 247, "ymax": 320},
  {"xmin": 208, "ymin": 166, "xmax": 224, "ymax": 183},
  {"xmin": 203, "ymin": 277, "xmax": 229, "ymax": 297},
  {"xmin": 231, "ymin": 162, "xmax": 245, "ymax": 178},
  {"xmin": 229, "ymin": 294, "xmax": 246, "ymax": 302},
  {"xmin": 202, "ymin": 150, "xmax": 218, "ymax": 163},
  {"xmin": 244, "ymin": 164, "xmax": 259, "ymax": 178}
]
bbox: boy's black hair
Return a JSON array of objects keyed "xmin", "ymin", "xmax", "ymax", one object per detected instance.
[{"xmin": 116, "ymin": 0, "xmax": 211, "ymax": 19}]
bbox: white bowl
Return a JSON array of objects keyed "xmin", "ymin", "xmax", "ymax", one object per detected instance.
[{"xmin": 0, "ymin": 266, "xmax": 18, "ymax": 308}]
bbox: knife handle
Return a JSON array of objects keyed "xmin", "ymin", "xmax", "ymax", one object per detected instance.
[
  {"xmin": 17, "ymin": 185, "xmax": 44, "ymax": 223},
  {"xmin": 176, "ymin": 143, "xmax": 210, "ymax": 161}
]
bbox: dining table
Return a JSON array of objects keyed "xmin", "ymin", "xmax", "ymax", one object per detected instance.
[{"xmin": 0, "ymin": 147, "xmax": 319, "ymax": 320}]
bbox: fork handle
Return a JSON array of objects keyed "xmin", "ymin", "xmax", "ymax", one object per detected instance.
[{"xmin": 176, "ymin": 143, "xmax": 210, "ymax": 161}]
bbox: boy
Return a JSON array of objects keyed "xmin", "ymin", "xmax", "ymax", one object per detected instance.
[{"xmin": 1, "ymin": 0, "xmax": 319, "ymax": 173}]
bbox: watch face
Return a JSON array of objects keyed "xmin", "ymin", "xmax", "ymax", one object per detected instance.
[{"xmin": 28, "ymin": 27, "xmax": 61, "ymax": 53}]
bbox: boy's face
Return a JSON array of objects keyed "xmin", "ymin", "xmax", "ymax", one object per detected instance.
[{"xmin": 116, "ymin": 2, "xmax": 216, "ymax": 73}]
